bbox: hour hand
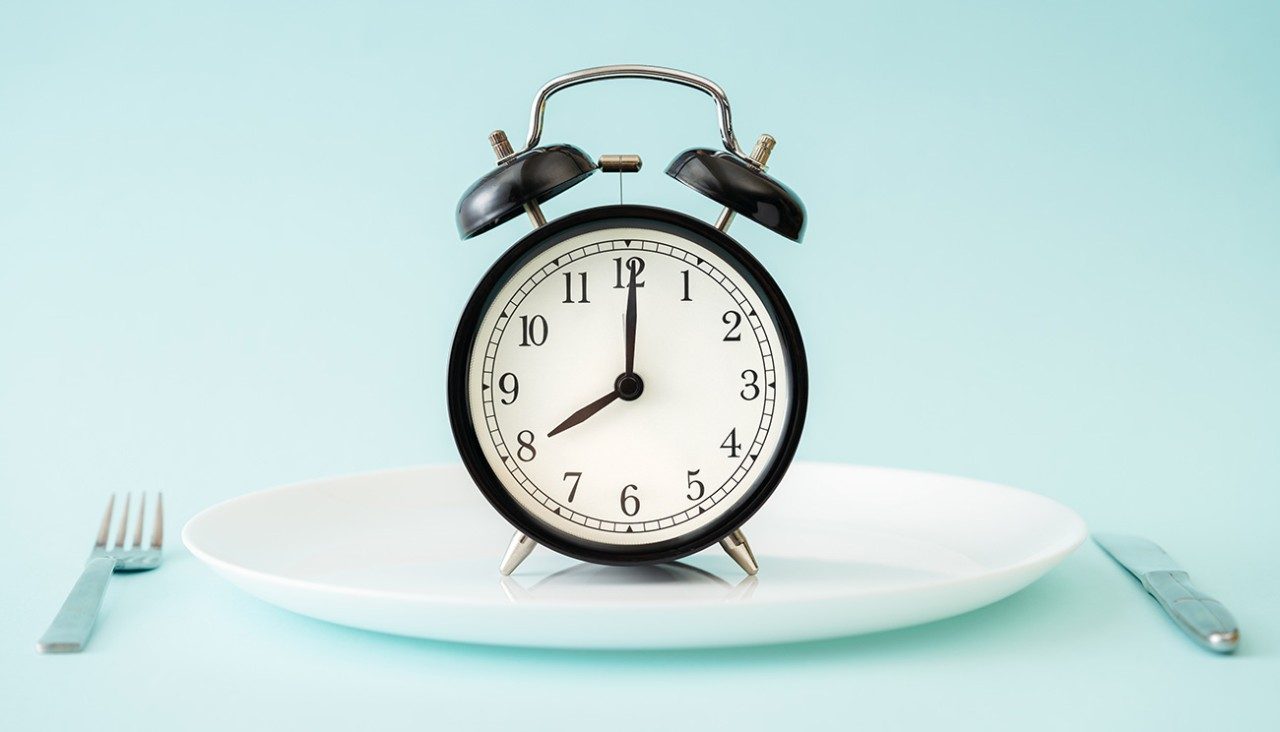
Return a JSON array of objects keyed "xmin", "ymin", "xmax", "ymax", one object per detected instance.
[{"xmin": 547, "ymin": 390, "xmax": 620, "ymax": 438}]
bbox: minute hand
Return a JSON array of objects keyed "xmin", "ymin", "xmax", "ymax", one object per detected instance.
[{"xmin": 624, "ymin": 266, "xmax": 637, "ymax": 373}]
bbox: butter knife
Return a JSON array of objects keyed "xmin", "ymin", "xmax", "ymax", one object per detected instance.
[{"xmin": 1094, "ymin": 533, "xmax": 1239, "ymax": 653}]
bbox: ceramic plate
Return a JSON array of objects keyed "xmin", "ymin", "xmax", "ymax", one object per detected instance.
[{"xmin": 182, "ymin": 462, "xmax": 1085, "ymax": 649}]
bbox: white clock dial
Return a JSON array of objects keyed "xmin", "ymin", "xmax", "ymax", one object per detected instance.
[{"xmin": 465, "ymin": 223, "xmax": 794, "ymax": 547}]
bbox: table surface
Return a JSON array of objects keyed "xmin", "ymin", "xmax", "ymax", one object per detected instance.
[
  {"xmin": 2, "ymin": 1, "xmax": 1277, "ymax": 730},
  {"xmin": 2, "ymin": 509, "xmax": 1275, "ymax": 730}
]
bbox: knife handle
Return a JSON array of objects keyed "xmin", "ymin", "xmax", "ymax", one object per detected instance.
[{"xmin": 1141, "ymin": 570, "xmax": 1239, "ymax": 653}]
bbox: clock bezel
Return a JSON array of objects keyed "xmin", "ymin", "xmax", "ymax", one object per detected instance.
[{"xmin": 447, "ymin": 204, "xmax": 808, "ymax": 565}]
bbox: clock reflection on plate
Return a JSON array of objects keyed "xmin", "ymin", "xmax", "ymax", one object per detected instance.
[{"xmin": 498, "ymin": 562, "xmax": 759, "ymax": 604}]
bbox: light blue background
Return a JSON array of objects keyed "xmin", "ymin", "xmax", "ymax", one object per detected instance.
[{"xmin": 2, "ymin": 1, "xmax": 1277, "ymax": 729}]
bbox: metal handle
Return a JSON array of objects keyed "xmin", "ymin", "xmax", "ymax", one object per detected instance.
[
  {"xmin": 510, "ymin": 64, "xmax": 748, "ymax": 162},
  {"xmin": 1142, "ymin": 570, "xmax": 1239, "ymax": 653},
  {"xmin": 37, "ymin": 556, "xmax": 116, "ymax": 653}
]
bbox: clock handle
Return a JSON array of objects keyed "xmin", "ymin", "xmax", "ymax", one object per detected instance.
[{"xmin": 504, "ymin": 65, "xmax": 751, "ymax": 163}]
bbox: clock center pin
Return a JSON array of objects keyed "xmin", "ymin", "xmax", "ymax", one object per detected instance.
[{"xmin": 614, "ymin": 372, "xmax": 645, "ymax": 401}]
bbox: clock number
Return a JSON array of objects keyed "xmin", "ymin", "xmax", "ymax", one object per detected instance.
[
  {"xmin": 686, "ymin": 469, "xmax": 705, "ymax": 501},
  {"xmin": 518, "ymin": 314, "xmax": 548, "ymax": 347},
  {"xmin": 620, "ymin": 484, "xmax": 640, "ymax": 517},
  {"xmin": 720, "ymin": 428, "xmax": 742, "ymax": 458},
  {"xmin": 681, "ymin": 270, "xmax": 692, "ymax": 302},
  {"xmin": 613, "ymin": 256, "xmax": 645, "ymax": 288},
  {"xmin": 740, "ymin": 369, "xmax": 760, "ymax": 400},
  {"xmin": 498, "ymin": 372, "xmax": 519, "ymax": 405},
  {"xmin": 563, "ymin": 471, "xmax": 583, "ymax": 502},
  {"xmin": 562, "ymin": 272, "xmax": 589, "ymax": 304},
  {"xmin": 515, "ymin": 430, "xmax": 537, "ymax": 462},
  {"xmin": 722, "ymin": 310, "xmax": 743, "ymax": 341}
]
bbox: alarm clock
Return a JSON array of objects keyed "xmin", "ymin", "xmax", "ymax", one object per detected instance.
[{"xmin": 447, "ymin": 65, "xmax": 808, "ymax": 576}]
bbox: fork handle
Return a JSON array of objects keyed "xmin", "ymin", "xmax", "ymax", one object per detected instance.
[{"xmin": 37, "ymin": 557, "xmax": 117, "ymax": 653}]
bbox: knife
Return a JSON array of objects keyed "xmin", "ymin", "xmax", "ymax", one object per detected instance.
[{"xmin": 1094, "ymin": 533, "xmax": 1239, "ymax": 653}]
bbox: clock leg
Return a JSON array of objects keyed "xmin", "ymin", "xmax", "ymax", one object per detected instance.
[
  {"xmin": 719, "ymin": 528, "xmax": 759, "ymax": 576},
  {"xmin": 498, "ymin": 531, "xmax": 537, "ymax": 576}
]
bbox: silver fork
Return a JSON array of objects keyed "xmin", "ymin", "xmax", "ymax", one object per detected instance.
[{"xmin": 37, "ymin": 493, "xmax": 164, "ymax": 653}]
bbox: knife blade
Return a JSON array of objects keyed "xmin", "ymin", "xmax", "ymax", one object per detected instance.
[{"xmin": 1094, "ymin": 533, "xmax": 1238, "ymax": 653}]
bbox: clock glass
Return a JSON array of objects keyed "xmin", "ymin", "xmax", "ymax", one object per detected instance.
[{"xmin": 451, "ymin": 206, "xmax": 803, "ymax": 562}]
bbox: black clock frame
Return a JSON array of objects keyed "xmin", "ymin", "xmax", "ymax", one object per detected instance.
[{"xmin": 447, "ymin": 204, "xmax": 808, "ymax": 566}]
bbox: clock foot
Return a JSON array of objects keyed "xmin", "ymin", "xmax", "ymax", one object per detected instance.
[
  {"xmin": 499, "ymin": 531, "xmax": 537, "ymax": 576},
  {"xmin": 719, "ymin": 529, "xmax": 759, "ymax": 576}
]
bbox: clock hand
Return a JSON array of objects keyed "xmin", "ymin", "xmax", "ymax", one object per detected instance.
[
  {"xmin": 624, "ymin": 263, "xmax": 637, "ymax": 374},
  {"xmin": 547, "ymin": 390, "xmax": 620, "ymax": 438},
  {"xmin": 549, "ymin": 264, "xmax": 641, "ymax": 440}
]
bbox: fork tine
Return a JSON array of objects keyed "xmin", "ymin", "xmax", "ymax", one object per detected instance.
[
  {"xmin": 151, "ymin": 493, "xmax": 164, "ymax": 549},
  {"xmin": 95, "ymin": 495, "xmax": 115, "ymax": 548},
  {"xmin": 114, "ymin": 493, "xmax": 131, "ymax": 549},
  {"xmin": 132, "ymin": 493, "xmax": 146, "ymax": 548}
]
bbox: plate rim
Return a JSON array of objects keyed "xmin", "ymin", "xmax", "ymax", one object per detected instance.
[{"xmin": 182, "ymin": 461, "xmax": 1088, "ymax": 610}]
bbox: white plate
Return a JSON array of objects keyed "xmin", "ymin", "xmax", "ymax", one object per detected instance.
[{"xmin": 183, "ymin": 462, "xmax": 1086, "ymax": 649}]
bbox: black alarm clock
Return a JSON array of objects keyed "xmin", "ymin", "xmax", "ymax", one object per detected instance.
[{"xmin": 447, "ymin": 65, "xmax": 807, "ymax": 576}]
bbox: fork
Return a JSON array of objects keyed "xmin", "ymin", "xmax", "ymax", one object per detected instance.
[{"xmin": 36, "ymin": 493, "xmax": 164, "ymax": 653}]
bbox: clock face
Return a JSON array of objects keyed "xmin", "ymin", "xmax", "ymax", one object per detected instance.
[{"xmin": 450, "ymin": 207, "xmax": 805, "ymax": 562}]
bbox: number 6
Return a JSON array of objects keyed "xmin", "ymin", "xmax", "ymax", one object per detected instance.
[{"xmin": 620, "ymin": 484, "xmax": 640, "ymax": 517}]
